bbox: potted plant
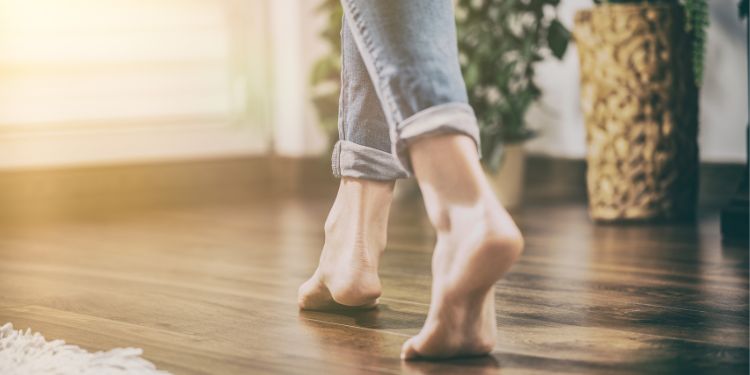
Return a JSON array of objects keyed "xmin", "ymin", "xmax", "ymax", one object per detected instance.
[
  {"xmin": 574, "ymin": 0, "xmax": 708, "ymax": 221},
  {"xmin": 455, "ymin": 0, "xmax": 570, "ymax": 208}
]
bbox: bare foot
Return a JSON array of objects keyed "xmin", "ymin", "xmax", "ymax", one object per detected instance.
[
  {"xmin": 298, "ymin": 177, "xmax": 394, "ymax": 310},
  {"xmin": 401, "ymin": 135, "xmax": 524, "ymax": 360}
]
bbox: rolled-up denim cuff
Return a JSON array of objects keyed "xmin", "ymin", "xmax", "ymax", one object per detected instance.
[
  {"xmin": 332, "ymin": 140, "xmax": 409, "ymax": 181},
  {"xmin": 392, "ymin": 102, "xmax": 481, "ymax": 174}
]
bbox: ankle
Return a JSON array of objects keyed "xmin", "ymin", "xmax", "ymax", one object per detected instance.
[
  {"xmin": 409, "ymin": 134, "xmax": 487, "ymax": 204},
  {"xmin": 323, "ymin": 177, "xmax": 394, "ymax": 247},
  {"xmin": 422, "ymin": 190, "xmax": 503, "ymax": 234},
  {"xmin": 430, "ymin": 196, "xmax": 525, "ymax": 268}
]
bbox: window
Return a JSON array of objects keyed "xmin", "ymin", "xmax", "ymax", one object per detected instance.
[{"xmin": 0, "ymin": 0, "xmax": 270, "ymax": 168}]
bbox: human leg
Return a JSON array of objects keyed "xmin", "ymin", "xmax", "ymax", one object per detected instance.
[
  {"xmin": 339, "ymin": 0, "xmax": 524, "ymax": 359},
  {"xmin": 298, "ymin": 18, "xmax": 405, "ymax": 310}
]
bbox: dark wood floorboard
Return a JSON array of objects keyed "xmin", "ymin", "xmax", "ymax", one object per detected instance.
[{"xmin": 0, "ymin": 195, "xmax": 747, "ymax": 374}]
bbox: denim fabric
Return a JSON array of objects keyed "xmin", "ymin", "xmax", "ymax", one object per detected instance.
[
  {"xmin": 331, "ymin": 0, "xmax": 480, "ymax": 180},
  {"xmin": 332, "ymin": 17, "xmax": 409, "ymax": 181}
]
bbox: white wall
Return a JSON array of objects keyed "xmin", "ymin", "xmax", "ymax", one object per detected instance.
[
  {"xmin": 526, "ymin": 0, "xmax": 748, "ymax": 163},
  {"xmin": 270, "ymin": 0, "xmax": 330, "ymax": 157}
]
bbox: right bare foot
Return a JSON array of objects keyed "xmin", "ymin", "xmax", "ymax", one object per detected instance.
[
  {"xmin": 401, "ymin": 134, "xmax": 524, "ymax": 360},
  {"xmin": 298, "ymin": 177, "xmax": 394, "ymax": 310}
]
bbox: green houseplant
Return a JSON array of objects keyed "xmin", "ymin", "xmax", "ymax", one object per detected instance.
[
  {"xmin": 455, "ymin": 0, "xmax": 570, "ymax": 171},
  {"xmin": 455, "ymin": 0, "xmax": 570, "ymax": 206},
  {"xmin": 574, "ymin": 0, "xmax": 708, "ymax": 221}
]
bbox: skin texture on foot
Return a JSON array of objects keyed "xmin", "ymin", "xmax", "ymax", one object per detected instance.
[
  {"xmin": 298, "ymin": 178, "xmax": 394, "ymax": 310},
  {"xmin": 401, "ymin": 134, "xmax": 524, "ymax": 360}
]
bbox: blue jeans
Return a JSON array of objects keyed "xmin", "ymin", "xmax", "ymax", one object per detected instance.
[{"xmin": 332, "ymin": 0, "xmax": 480, "ymax": 181}]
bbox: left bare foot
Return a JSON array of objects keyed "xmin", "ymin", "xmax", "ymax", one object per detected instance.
[{"xmin": 298, "ymin": 178, "xmax": 394, "ymax": 310}]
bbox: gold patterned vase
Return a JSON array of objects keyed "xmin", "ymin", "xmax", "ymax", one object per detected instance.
[{"xmin": 574, "ymin": 4, "xmax": 699, "ymax": 222}]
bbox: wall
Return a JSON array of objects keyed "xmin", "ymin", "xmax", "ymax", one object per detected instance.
[{"xmin": 270, "ymin": 0, "xmax": 331, "ymax": 157}]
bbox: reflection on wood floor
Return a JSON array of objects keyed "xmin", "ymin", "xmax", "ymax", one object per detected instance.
[{"xmin": 0, "ymin": 192, "xmax": 747, "ymax": 374}]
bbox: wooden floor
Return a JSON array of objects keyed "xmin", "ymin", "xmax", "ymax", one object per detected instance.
[{"xmin": 0, "ymin": 191, "xmax": 747, "ymax": 374}]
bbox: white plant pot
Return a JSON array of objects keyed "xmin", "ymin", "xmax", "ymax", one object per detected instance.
[{"xmin": 485, "ymin": 144, "xmax": 526, "ymax": 208}]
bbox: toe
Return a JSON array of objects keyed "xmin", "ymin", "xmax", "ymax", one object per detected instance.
[{"xmin": 400, "ymin": 337, "xmax": 421, "ymax": 360}]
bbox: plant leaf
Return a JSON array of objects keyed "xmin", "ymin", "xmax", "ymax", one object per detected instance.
[{"xmin": 547, "ymin": 19, "xmax": 570, "ymax": 60}]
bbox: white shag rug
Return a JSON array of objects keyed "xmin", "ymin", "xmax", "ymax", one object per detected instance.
[{"xmin": 0, "ymin": 323, "xmax": 171, "ymax": 375}]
